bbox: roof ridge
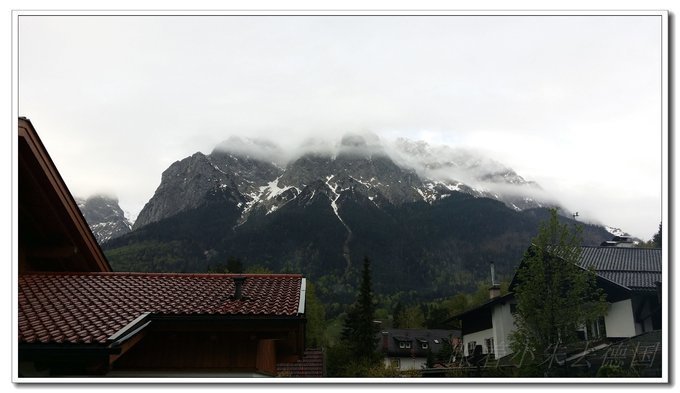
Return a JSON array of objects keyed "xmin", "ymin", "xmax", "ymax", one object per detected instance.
[
  {"xmin": 595, "ymin": 269, "xmax": 661, "ymax": 273},
  {"xmin": 581, "ymin": 245, "xmax": 661, "ymax": 251}
]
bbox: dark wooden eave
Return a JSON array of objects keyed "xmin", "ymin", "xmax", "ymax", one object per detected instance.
[{"xmin": 18, "ymin": 117, "xmax": 111, "ymax": 273}]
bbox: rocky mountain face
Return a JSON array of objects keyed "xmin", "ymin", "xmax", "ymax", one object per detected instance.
[
  {"xmin": 132, "ymin": 149, "xmax": 283, "ymax": 229},
  {"xmin": 104, "ymin": 133, "xmax": 611, "ymax": 305},
  {"xmin": 134, "ymin": 134, "xmax": 545, "ymax": 230},
  {"xmin": 76, "ymin": 195, "xmax": 132, "ymax": 244}
]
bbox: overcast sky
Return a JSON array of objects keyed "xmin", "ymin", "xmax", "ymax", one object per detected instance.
[{"xmin": 17, "ymin": 14, "xmax": 664, "ymax": 239}]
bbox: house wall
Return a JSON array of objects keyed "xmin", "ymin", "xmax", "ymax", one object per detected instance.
[
  {"xmin": 491, "ymin": 302, "xmax": 515, "ymax": 359},
  {"xmin": 383, "ymin": 356, "xmax": 427, "ymax": 371},
  {"xmin": 605, "ymin": 299, "xmax": 636, "ymax": 338},
  {"xmin": 112, "ymin": 330, "xmax": 260, "ymax": 371},
  {"xmin": 631, "ymin": 295, "xmax": 654, "ymax": 335},
  {"xmin": 110, "ymin": 319, "xmax": 304, "ymax": 375},
  {"xmin": 462, "ymin": 328, "xmax": 493, "ymax": 357}
]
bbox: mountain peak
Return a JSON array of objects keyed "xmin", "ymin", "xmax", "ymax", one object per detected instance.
[
  {"xmin": 212, "ymin": 136, "xmax": 285, "ymax": 164},
  {"xmin": 337, "ymin": 131, "xmax": 386, "ymax": 159},
  {"xmin": 77, "ymin": 194, "xmax": 132, "ymax": 244}
]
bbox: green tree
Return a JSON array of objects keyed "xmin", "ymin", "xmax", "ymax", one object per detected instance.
[
  {"xmin": 395, "ymin": 305, "xmax": 425, "ymax": 328},
  {"xmin": 510, "ymin": 209, "xmax": 608, "ymax": 354},
  {"xmin": 245, "ymin": 265, "xmax": 274, "ymax": 274},
  {"xmin": 635, "ymin": 239, "xmax": 656, "ymax": 249},
  {"xmin": 392, "ymin": 301, "xmax": 405, "ymax": 328},
  {"xmin": 425, "ymin": 304, "xmax": 452, "ymax": 329},
  {"xmin": 636, "ymin": 223, "xmax": 662, "ymax": 249},
  {"xmin": 443, "ymin": 293, "xmax": 469, "ymax": 315},
  {"xmin": 653, "ymin": 222, "xmax": 662, "ymax": 248},
  {"xmin": 340, "ymin": 257, "xmax": 380, "ymax": 361},
  {"xmin": 304, "ymin": 281, "xmax": 326, "ymax": 348}
]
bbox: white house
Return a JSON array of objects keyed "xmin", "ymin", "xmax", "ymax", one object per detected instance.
[
  {"xmin": 377, "ymin": 328, "xmax": 460, "ymax": 370},
  {"xmin": 453, "ymin": 290, "xmax": 516, "ymax": 359},
  {"xmin": 453, "ymin": 246, "xmax": 661, "ymax": 360}
]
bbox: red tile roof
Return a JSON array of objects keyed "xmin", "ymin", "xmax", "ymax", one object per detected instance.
[
  {"xmin": 19, "ymin": 272, "xmax": 303, "ymax": 345},
  {"xmin": 276, "ymin": 349, "xmax": 325, "ymax": 377}
]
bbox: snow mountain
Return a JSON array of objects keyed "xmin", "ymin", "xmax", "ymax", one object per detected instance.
[
  {"xmin": 105, "ymin": 133, "xmax": 611, "ymax": 302},
  {"xmin": 133, "ymin": 133, "xmax": 547, "ymax": 230},
  {"xmin": 76, "ymin": 195, "xmax": 132, "ymax": 244}
]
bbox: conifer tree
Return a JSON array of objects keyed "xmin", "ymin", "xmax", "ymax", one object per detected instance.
[{"xmin": 341, "ymin": 257, "xmax": 379, "ymax": 360}]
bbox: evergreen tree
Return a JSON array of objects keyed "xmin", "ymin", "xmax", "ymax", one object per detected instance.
[
  {"xmin": 392, "ymin": 301, "xmax": 405, "ymax": 328},
  {"xmin": 510, "ymin": 209, "xmax": 608, "ymax": 354},
  {"xmin": 341, "ymin": 257, "xmax": 380, "ymax": 360},
  {"xmin": 304, "ymin": 281, "xmax": 326, "ymax": 348}
]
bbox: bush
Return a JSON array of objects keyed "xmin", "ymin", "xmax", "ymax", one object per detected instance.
[{"xmin": 596, "ymin": 365, "xmax": 639, "ymax": 377}]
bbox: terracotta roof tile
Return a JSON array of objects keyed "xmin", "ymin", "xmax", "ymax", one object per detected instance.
[
  {"xmin": 276, "ymin": 349, "xmax": 325, "ymax": 377},
  {"xmin": 19, "ymin": 272, "xmax": 303, "ymax": 345}
]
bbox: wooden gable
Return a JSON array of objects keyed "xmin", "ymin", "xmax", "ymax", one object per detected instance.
[{"xmin": 18, "ymin": 117, "xmax": 111, "ymax": 273}]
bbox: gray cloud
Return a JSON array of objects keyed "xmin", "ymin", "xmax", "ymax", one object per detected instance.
[
  {"xmin": 17, "ymin": 14, "xmax": 663, "ymax": 239},
  {"xmin": 212, "ymin": 136, "xmax": 287, "ymax": 165}
]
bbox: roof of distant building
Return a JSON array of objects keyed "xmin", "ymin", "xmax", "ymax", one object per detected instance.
[
  {"xmin": 18, "ymin": 272, "xmax": 304, "ymax": 345},
  {"xmin": 578, "ymin": 246, "xmax": 661, "ymax": 291},
  {"xmin": 377, "ymin": 328, "xmax": 460, "ymax": 358},
  {"xmin": 457, "ymin": 246, "xmax": 662, "ymax": 322}
]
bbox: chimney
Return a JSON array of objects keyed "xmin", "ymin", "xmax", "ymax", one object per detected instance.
[
  {"xmin": 232, "ymin": 276, "xmax": 247, "ymax": 300},
  {"xmin": 489, "ymin": 261, "xmax": 501, "ymax": 299},
  {"xmin": 489, "ymin": 284, "xmax": 501, "ymax": 299}
]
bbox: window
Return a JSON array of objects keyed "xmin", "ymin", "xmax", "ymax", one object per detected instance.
[
  {"xmin": 588, "ymin": 317, "xmax": 606, "ymax": 340},
  {"xmin": 390, "ymin": 358, "xmax": 400, "ymax": 368},
  {"xmin": 421, "ymin": 342, "xmax": 429, "ymax": 350},
  {"xmin": 399, "ymin": 341, "xmax": 412, "ymax": 349},
  {"xmin": 485, "ymin": 338, "xmax": 495, "ymax": 354},
  {"xmin": 467, "ymin": 341, "xmax": 477, "ymax": 356}
]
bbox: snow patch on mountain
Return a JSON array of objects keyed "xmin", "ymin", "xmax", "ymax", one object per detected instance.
[
  {"xmin": 605, "ymin": 226, "xmax": 629, "ymax": 237},
  {"xmin": 134, "ymin": 132, "xmax": 559, "ymax": 232},
  {"xmin": 324, "ymin": 175, "xmax": 348, "ymax": 227},
  {"xmin": 260, "ymin": 176, "xmax": 292, "ymax": 200}
]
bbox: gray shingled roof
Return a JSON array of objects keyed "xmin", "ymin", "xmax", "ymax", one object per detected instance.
[
  {"xmin": 377, "ymin": 328, "xmax": 460, "ymax": 358},
  {"xmin": 578, "ymin": 246, "xmax": 661, "ymax": 291}
]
